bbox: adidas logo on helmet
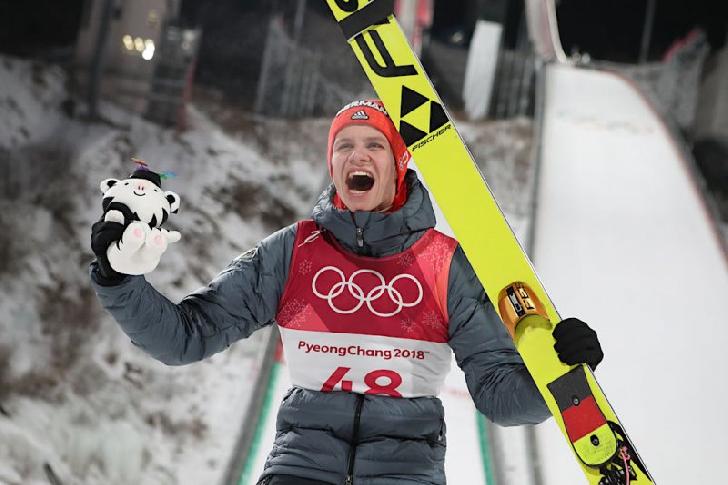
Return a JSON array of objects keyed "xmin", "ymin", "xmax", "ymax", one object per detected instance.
[
  {"xmin": 336, "ymin": 100, "xmax": 390, "ymax": 118},
  {"xmin": 350, "ymin": 110, "xmax": 369, "ymax": 120}
]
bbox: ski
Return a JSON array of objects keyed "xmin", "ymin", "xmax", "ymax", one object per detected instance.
[{"xmin": 323, "ymin": 1, "xmax": 655, "ymax": 483}]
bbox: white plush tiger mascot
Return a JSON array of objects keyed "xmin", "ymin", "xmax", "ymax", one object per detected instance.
[{"xmin": 99, "ymin": 162, "xmax": 181, "ymax": 275}]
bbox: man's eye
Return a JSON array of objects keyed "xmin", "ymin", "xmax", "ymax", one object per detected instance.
[
  {"xmin": 368, "ymin": 142, "xmax": 384, "ymax": 149},
  {"xmin": 336, "ymin": 143, "xmax": 352, "ymax": 151}
]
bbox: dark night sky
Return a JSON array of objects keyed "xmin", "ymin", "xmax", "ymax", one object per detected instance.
[
  {"xmin": 557, "ymin": 0, "xmax": 727, "ymax": 62},
  {"xmin": 0, "ymin": 0, "xmax": 86, "ymax": 56},
  {"xmin": 0, "ymin": 0, "xmax": 725, "ymax": 62}
]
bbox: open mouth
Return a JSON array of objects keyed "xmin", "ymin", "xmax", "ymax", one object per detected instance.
[{"xmin": 346, "ymin": 171, "xmax": 375, "ymax": 192}]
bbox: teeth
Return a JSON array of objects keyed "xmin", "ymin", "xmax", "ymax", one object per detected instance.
[{"xmin": 348, "ymin": 170, "xmax": 373, "ymax": 178}]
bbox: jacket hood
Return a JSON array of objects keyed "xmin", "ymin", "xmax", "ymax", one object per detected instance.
[{"xmin": 312, "ymin": 170, "xmax": 436, "ymax": 257}]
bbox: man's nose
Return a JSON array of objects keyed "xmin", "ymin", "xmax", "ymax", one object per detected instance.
[{"xmin": 347, "ymin": 148, "xmax": 368, "ymax": 163}]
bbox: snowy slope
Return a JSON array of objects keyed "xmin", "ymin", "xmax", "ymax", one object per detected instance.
[
  {"xmin": 0, "ymin": 55, "xmax": 328, "ymax": 485},
  {"xmin": 533, "ymin": 63, "xmax": 728, "ymax": 484}
]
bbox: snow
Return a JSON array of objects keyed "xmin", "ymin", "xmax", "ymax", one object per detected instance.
[
  {"xmin": 0, "ymin": 57, "xmax": 66, "ymax": 148},
  {"xmin": 533, "ymin": 63, "xmax": 728, "ymax": 484},
  {"xmin": 0, "ymin": 54, "xmax": 325, "ymax": 485}
]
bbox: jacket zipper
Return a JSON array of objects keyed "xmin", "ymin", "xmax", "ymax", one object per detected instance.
[
  {"xmin": 350, "ymin": 213, "xmax": 365, "ymax": 248},
  {"xmin": 345, "ymin": 394, "xmax": 365, "ymax": 484}
]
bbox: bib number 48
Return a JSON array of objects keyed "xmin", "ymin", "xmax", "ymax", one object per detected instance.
[{"xmin": 321, "ymin": 366, "xmax": 403, "ymax": 397}]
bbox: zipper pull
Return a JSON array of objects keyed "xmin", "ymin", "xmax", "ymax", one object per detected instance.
[
  {"xmin": 355, "ymin": 227, "xmax": 364, "ymax": 247},
  {"xmin": 345, "ymin": 475, "xmax": 353, "ymax": 485}
]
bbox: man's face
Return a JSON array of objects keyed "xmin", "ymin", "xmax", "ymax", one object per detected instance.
[{"xmin": 331, "ymin": 124, "xmax": 396, "ymax": 212}]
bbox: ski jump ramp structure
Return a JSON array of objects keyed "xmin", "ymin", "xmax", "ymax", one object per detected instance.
[
  {"xmin": 533, "ymin": 63, "xmax": 728, "ymax": 485},
  {"xmin": 526, "ymin": 0, "xmax": 728, "ymax": 484},
  {"xmin": 232, "ymin": 1, "xmax": 728, "ymax": 483}
]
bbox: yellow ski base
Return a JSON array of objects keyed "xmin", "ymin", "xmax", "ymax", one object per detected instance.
[{"xmin": 324, "ymin": 1, "xmax": 654, "ymax": 483}]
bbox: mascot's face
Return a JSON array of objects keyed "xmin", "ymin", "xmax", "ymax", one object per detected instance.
[{"xmin": 100, "ymin": 177, "xmax": 180, "ymax": 227}]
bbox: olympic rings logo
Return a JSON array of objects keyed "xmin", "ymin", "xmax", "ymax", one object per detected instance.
[{"xmin": 312, "ymin": 266, "xmax": 423, "ymax": 317}]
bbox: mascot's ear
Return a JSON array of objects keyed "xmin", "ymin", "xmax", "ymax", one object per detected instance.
[
  {"xmin": 100, "ymin": 178, "xmax": 119, "ymax": 193},
  {"xmin": 165, "ymin": 191, "xmax": 181, "ymax": 213}
]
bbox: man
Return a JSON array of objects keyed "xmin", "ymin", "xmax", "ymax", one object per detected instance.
[{"xmin": 90, "ymin": 100, "xmax": 603, "ymax": 485}]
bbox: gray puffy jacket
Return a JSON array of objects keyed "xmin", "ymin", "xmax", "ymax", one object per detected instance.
[{"xmin": 90, "ymin": 170, "xmax": 550, "ymax": 485}]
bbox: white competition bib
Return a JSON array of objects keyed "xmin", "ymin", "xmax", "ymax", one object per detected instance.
[{"xmin": 279, "ymin": 327, "xmax": 452, "ymax": 397}]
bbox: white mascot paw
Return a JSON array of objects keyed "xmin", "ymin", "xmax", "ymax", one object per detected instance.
[
  {"xmin": 100, "ymin": 163, "xmax": 181, "ymax": 275},
  {"xmin": 108, "ymin": 222, "xmax": 153, "ymax": 275},
  {"xmin": 145, "ymin": 227, "xmax": 179, "ymax": 254},
  {"xmin": 164, "ymin": 229, "xmax": 182, "ymax": 244}
]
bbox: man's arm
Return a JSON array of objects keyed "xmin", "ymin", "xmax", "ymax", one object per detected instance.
[
  {"xmin": 90, "ymin": 223, "xmax": 297, "ymax": 365},
  {"xmin": 447, "ymin": 245, "xmax": 551, "ymax": 426}
]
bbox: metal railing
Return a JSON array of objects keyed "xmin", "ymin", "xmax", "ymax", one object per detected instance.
[
  {"xmin": 489, "ymin": 48, "xmax": 536, "ymax": 120},
  {"xmin": 254, "ymin": 17, "xmax": 356, "ymax": 118},
  {"xmin": 615, "ymin": 30, "xmax": 709, "ymax": 130}
]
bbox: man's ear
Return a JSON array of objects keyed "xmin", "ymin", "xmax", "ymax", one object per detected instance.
[
  {"xmin": 100, "ymin": 178, "xmax": 119, "ymax": 193},
  {"xmin": 165, "ymin": 191, "xmax": 181, "ymax": 213}
]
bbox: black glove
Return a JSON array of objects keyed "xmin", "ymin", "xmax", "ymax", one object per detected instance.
[
  {"xmin": 91, "ymin": 220, "xmax": 127, "ymax": 286},
  {"xmin": 553, "ymin": 318, "xmax": 604, "ymax": 371}
]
